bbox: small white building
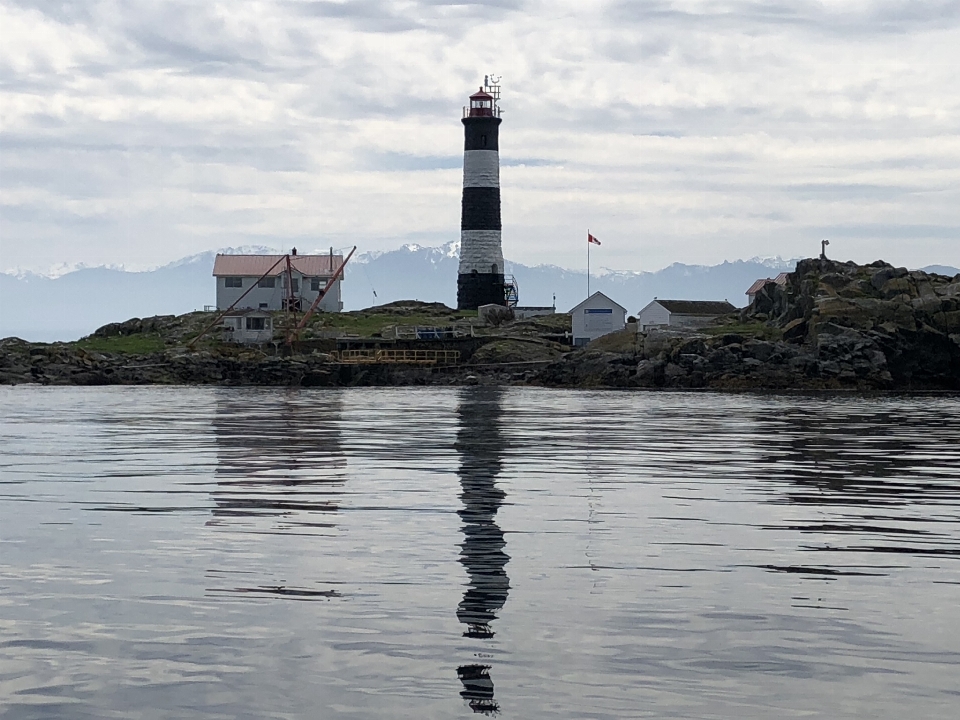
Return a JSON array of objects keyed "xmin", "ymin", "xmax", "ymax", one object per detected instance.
[
  {"xmin": 213, "ymin": 253, "xmax": 344, "ymax": 313},
  {"xmin": 638, "ymin": 299, "xmax": 737, "ymax": 331},
  {"xmin": 221, "ymin": 309, "xmax": 275, "ymax": 345},
  {"xmin": 569, "ymin": 292, "xmax": 627, "ymax": 346}
]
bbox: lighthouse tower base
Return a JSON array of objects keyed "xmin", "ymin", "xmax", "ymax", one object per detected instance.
[{"xmin": 457, "ymin": 272, "xmax": 505, "ymax": 310}]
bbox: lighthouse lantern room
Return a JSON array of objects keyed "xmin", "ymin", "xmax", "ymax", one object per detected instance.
[
  {"xmin": 458, "ymin": 79, "xmax": 505, "ymax": 310},
  {"xmin": 468, "ymin": 89, "xmax": 495, "ymax": 117}
]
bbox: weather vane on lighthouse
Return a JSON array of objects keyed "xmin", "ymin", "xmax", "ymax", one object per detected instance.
[
  {"xmin": 457, "ymin": 75, "xmax": 505, "ymax": 309},
  {"xmin": 483, "ymin": 75, "xmax": 501, "ymax": 104}
]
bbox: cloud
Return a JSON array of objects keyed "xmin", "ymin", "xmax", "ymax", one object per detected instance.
[
  {"xmin": 606, "ymin": 1, "xmax": 960, "ymax": 36},
  {"xmin": 0, "ymin": 0, "xmax": 958, "ymax": 276}
]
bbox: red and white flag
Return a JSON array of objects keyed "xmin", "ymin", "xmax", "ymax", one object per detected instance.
[{"xmin": 588, "ymin": 232, "xmax": 601, "ymax": 246}]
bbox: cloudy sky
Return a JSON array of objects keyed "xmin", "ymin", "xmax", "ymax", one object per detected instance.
[{"xmin": 1, "ymin": 0, "xmax": 959, "ymax": 275}]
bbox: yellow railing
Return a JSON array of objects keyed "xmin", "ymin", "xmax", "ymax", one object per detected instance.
[{"xmin": 337, "ymin": 349, "xmax": 460, "ymax": 365}]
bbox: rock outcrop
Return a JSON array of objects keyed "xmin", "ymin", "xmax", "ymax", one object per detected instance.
[{"xmin": 536, "ymin": 259, "xmax": 960, "ymax": 391}]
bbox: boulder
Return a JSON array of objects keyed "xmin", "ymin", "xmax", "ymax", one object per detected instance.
[
  {"xmin": 470, "ymin": 339, "xmax": 561, "ymax": 364},
  {"xmin": 478, "ymin": 304, "xmax": 515, "ymax": 326},
  {"xmin": 782, "ymin": 318, "xmax": 807, "ymax": 342}
]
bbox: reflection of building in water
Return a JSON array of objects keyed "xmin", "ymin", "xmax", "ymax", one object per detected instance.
[
  {"xmin": 455, "ymin": 387, "xmax": 510, "ymax": 715},
  {"xmin": 211, "ymin": 389, "xmax": 346, "ymax": 531}
]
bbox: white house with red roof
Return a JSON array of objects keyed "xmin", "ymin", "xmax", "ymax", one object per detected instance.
[
  {"xmin": 746, "ymin": 272, "xmax": 789, "ymax": 304},
  {"xmin": 212, "ymin": 251, "xmax": 344, "ymax": 313}
]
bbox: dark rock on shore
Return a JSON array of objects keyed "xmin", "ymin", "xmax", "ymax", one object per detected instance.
[
  {"xmin": 0, "ymin": 340, "xmax": 509, "ymax": 387},
  {"xmin": 0, "ymin": 337, "xmax": 545, "ymax": 388},
  {"xmin": 535, "ymin": 258, "xmax": 960, "ymax": 391}
]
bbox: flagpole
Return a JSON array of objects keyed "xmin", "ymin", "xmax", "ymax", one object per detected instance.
[{"xmin": 587, "ymin": 229, "xmax": 590, "ymax": 298}]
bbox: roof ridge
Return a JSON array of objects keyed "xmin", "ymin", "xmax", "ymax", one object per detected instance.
[
  {"xmin": 654, "ymin": 299, "xmax": 737, "ymax": 314},
  {"xmin": 212, "ymin": 254, "xmax": 344, "ymax": 277}
]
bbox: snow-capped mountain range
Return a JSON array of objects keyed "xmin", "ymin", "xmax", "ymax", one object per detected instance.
[{"xmin": 1, "ymin": 243, "xmax": 955, "ymax": 343}]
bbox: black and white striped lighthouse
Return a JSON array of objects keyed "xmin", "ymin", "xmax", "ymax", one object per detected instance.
[{"xmin": 457, "ymin": 84, "xmax": 505, "ymax": 310}]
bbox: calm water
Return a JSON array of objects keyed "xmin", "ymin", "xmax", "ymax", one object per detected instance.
[{"xmin": 1, "ymin": 387, "xmax": 958, "ymax": 719}]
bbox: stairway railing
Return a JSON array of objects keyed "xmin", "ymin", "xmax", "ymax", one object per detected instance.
[{"xmin": 504, "ymin": 275, "xmax": 519, "ymax": 307}]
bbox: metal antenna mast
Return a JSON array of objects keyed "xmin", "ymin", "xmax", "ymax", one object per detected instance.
[{"xmin": 484, "ymin": 74, "xmax": 502, "ymax": 114}]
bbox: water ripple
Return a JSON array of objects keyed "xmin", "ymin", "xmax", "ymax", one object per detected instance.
[{"xmin": 0, "ymin": 386, "xmax": 958, "ymax": 719}]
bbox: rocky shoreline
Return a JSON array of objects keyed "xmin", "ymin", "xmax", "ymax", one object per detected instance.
[
  {"xmin": 2, "ymin": 258, "xmax": 958, "ymax": 391},
  {"xmin": 540, "ymin": 258, "xmax": 960, "ymax": 391},
  {"xmin": 0, "ymin": 340, "xmax": 550, "ymax": 387}
]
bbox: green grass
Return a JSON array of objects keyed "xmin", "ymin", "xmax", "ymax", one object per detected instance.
[
  {"xmin": 310, "ymin": 312, "xmax": 476, "ymax": 337},
  {"xmin": 701, "ymin": 322, "xmax": 782, "ymax": 341},
  {"xmin": 68, "ymin": 307, "xmax": 480, "ymax": 352},
  {"xmin": 586, "ymin": 328, "xmax": 638, "ymax": 353},
  {"xmin": 74, "ymin": 335, "xmax": 167, "ymax": 354}
]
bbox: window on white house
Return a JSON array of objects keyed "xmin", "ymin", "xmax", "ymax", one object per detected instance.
[
  {"xmin": 291, "ymin": 278, "xmax": 299, "ymax": 292},
  {"xmin": 311, "ymin": 277, "xmax": 329, "ymax": 292},
  {"xmin": 246, "ymin": 317, "xmax": 266, "ymax": 330},
  {"xmin": 258, "ymin": 277, "xmax": 276, "ymax": 288},
  {"xmin": 224, "ymin": 277, "xmax": 243, "ymax": 288}
]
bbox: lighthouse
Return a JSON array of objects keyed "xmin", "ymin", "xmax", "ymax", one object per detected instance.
[{"xmin": 458, "ymin": 83, "xmax": 505, "ymax": 310}]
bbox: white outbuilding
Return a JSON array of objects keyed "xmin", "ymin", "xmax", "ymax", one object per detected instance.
[
  {"xmin": 638, "ymin": 299, "xmax": 737, "ymax": 331},
  {"xmin": 221, "ymin": 309, "xmax": 275, "ymax": 345},
  {"xmin": 569, "ymin": 292, "xmax": 628, "ymax": 346}
]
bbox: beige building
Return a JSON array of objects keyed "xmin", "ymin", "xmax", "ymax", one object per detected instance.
[{"xmin": 213, "ymin": 253, "xmax": 344, "ymax": 313}]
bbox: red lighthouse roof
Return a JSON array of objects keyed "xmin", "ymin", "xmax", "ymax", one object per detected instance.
[{"xmin": 467, "ymin": 87, "xmax": 495, "ymax": 117}]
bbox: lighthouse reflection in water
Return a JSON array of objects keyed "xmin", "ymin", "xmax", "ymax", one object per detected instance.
[{"xmin": 455, "ymin": 388, "xmax": 510, "ymax": 715}]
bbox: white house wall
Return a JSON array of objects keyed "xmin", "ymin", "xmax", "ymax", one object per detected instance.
[
  {"xmin": 584, "ymin": 311, "xmax": 614, "ymax": 333},
  {"xmin": 638, "ymin": 302, "xmax": 670, "ymax": 330},
  {"xmin": 638, "ymin": 302, "xmax": 727, "ymax": 331},
  {"xmin": 571, "ymin": 294, "xmax": 627, "ymax": 345},
  {"xmin": 216, "ymin": 275, "xmax": 342, "ymax": 313},
  {"xmin": 669, "ymin": 314, "xmax": 717, "ymax": 329},
  {"xmin": 221, "ymin": 314, "xmax": 275, "ymax": 344}
]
